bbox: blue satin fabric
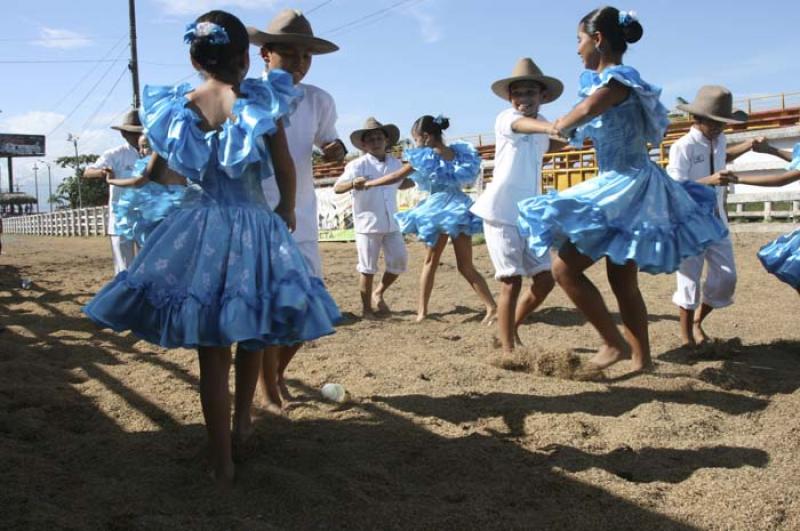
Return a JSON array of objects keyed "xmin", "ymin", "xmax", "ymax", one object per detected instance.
[
  {"xmin": 756, "ymin": 144, "xmax": 800, "ymax": 288},
  {"xmin": 84, "ymin": 70, "xmax": 340, "ymax": 351},
  {"xmin": 758, "ymin": 228, "xmax": 800, "ymax": 289},
  {"xmin": 395, "ymin": 142, "xmax": 483, "ymax": 246},
  {"xmin": 114, "ymin": 179, "xmax": 187, "ymax": 246},
  {"xmin": 517, "ymin": 65, "xmax": 728, "ymax": 274}
]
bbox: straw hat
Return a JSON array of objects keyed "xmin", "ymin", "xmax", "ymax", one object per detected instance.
[
  {"xmin": 111, "ymin": 109, "xmax": 143, "ymax": 133},
  {"xmin": 491, "ymin": 58, "xmax": 563, "ymax": 103},
  {"xmin": 247, "ymin": 9, "xmax": 338, "ymax": 54},
  {"xmin": 350, "ymin": 117, "xmax": 400, "ymax": 151},
  {"xmin": 677, "ymin": 85, "xmax": 748, "ymax": 124}
]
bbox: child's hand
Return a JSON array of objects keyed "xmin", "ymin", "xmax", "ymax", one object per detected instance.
[
  {"xmin": 352, "ymin": 176, "xmax": 367, "ymax": 190},
  {"xmin": 709, "ymin": 170, "xmax": 737, "ymax": 186},
  {"xmin": 321, "ymin": 140, "xmax": 346, "ymax": 162},
  {"xmin": 275, "ymin": 202, "xmax": 296, "ymax": 232},
  {"xmin": 751, "ymin": 137, "xmax": 772, "ymax": 154},
  {"xmin": 102, "ymin": 167, "xmax": 115, "ymax": 183}
]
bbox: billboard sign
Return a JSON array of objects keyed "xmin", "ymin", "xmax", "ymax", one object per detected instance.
[{"xmin": 0, "ymin": 134, "xmax": 46, "ymax": 157}]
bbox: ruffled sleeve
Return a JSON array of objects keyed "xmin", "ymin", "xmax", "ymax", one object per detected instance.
[
  {"xmin": 788, "ymin": 143, "xmax": 800, "ymax": 171},
  {"xmin": 217, "ymin": 70, "xmax": 302, "ymax": 178},
  {"xmin": 403, "ymin": 147, "xmax": 439, "ymax": 192},
  {"xmin": 131, "ymin": 155, "xmax": 151, "ymax": 177},
  {"xmin": 139, "ymin": 69, "xmax": 302, "ymax": 182},
  {"xmin": 449, "ymin": 141, "xmax": 482, "ymax": 187},
  {"xmin": 571, "ymin": 65, "xmax": 670, "ymax": 147},
  {"xmin": 141, "ymin": 83, "xmax": 210, "ymax": 183}
]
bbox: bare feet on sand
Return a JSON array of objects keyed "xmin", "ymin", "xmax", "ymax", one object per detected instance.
[
  {"xmin": 693, "ymin": 321, "xmax": 709, "ymax": 345},
  {"xmin": 587, "ymin": 343, "xmax": 631, "ymax": 370},
  {"xmin": 372, "ymin": 291, "xmax": 391, "ymax": 314},
  {"xmin": 481, "ymin": 307, "xmax": 498, "ymax": 326}
]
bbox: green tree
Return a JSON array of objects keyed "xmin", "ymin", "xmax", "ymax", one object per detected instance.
[{"xmin": 54, "ymin": 154, "xmax": 108, "ymax": 208}]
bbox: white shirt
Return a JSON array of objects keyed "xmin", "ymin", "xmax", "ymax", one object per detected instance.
[
  {"xmin": 261, "ymin": 81, "xmax": 339, "ymax": 242},
  {"xmin": 334, "ymin": 153, "xmax": 403, "ymax": 234},
  {"xmin": 667, "ymin": 126, "xmax": 728, "ymax": 224},
  {"xmin": 470, "ymin": 108, "xmax": 550, "ymax": 225},
  {"xmin": 89, "ymin": 143, "xmax": 139, "ymax": 235}
]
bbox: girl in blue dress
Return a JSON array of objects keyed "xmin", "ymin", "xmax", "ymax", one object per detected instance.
[
  {"xmin": 361, "ymin": 115, "xmax": 496, "ymax": 323},
  {"xmin": 734, "ymin": 143, "xmax": 800, "ymax": 294},
  {"xmin": 517, "ymin": 7, "xmax": 727, "ymax": 373},
  {"xmin": 111, "ymin": 135, "xmax": 188, "ymax": 247},
  {"xmin": 83, "ymin": 10, "xmax": 339, "ymax": 485}
]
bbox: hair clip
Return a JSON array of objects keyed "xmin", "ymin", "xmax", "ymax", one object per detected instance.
[
  {"xmin": 618, "ymin": 10, "xmax": 638, "ymax": 27},
  {"xmin": 433, "ymin": 114, "xmax": 448, "ymax": 126},
  {"xmin": 183, "ymin": 21, "xmax": 230, "ymax": 45}
]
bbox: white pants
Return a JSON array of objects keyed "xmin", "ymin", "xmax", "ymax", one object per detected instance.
[
  {"xmin": 110, "ymin": 235, "xmax": 136, "ymax": 275},
  {"xmin": 483, "ymin": 220, "xmax": 551, "ymax": 280},
  {"xmin": 673, "ymin": 236, "xmax": 736, "ymax": 310},
  {"xmin": 296, "ymin": 240, "xmax": 323, "ymax": 279},
  {"xmin": 356, "ymin": 232, "xmax": 408, "ymax": 275}
]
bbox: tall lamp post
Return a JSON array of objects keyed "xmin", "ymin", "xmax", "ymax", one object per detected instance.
[
  {"xmin": 66, "ymin": 133, "xmax": 83, "ymax": 209},
  {"xmin": 38, "ymin": 160, "xmax": 54, "ymax": 212}
]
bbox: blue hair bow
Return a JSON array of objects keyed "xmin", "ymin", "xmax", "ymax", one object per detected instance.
[
  {"xmin": 618, "ymin": 10, "xmax": 638, "ymax": 27},
  {"xmin": 183, "ymin": 21, "xmax": 230, "ymax": 45},
  {"xmin": 433, "ymin": 114, "xmax": 448, "ymax": 126}
]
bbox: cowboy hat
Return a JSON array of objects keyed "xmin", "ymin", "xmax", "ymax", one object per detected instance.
[
  {"xmin": 491, "ymin": 58, "xmax": 563, "ymax": 103},
  {"xmin": 677, "ymin": 85, "xmax": 748, "ymax": 124},
  {"xmin": 247, "ymin": 9, "xmax": 338, "ymax": 55},
  {"xmin": 350, "ymin": 117, "xmax": 400, "ymax": 152},
  {"xmin": 111, "ymin": 109, "xmax": 143, "ymax": 133}
]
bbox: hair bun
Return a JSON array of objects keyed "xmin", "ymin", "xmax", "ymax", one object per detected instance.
[{"xmin": 622, "ymin": 20, "xmax": 643, "ymax": 43}]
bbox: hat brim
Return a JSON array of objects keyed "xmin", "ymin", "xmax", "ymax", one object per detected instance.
[
  {"xmin": 677, "ymin": 103, "xmax": 748, "ymax": 124},
  {"xmin": 491, "ymin": 75, "xmax": 564, "ymax": 103},
  {"xmin": 247, "ymin": 27, "xmax": 339, "ymax": 54},
  {"xmin": 111, "ymin": 124, "xmax": 143, "ymax": 133},
  {"xmin": 350, "ymin": 124, "xmax": 400, "ymax": 152}
]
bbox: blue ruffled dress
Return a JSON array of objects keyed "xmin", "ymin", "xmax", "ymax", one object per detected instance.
[
  {"xmin": 114, "ymin": 156, "xmax": 188, "ymax": 246},
  {"xmin": 517, "ymin": 65, "xmax": 728, "ymax": 274},
  {"xmin": 395, "ymin": 141, "xmax": 483, "ymax": 247},
  {"xmin": 84, "ymin": 71, "xmax": 340, "ymax": 351},
  {"xmin": 757, "ymin": 144, "xmax": 800, "ymax": 288}
]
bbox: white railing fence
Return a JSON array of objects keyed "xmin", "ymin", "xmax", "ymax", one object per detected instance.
[
  {"xmin": 727, "ymin": 191, "xmax": 800, "ymax": 222},
  {"xmin": 3, "ymin": 206, "xmax": 108, "ymax": 236}
]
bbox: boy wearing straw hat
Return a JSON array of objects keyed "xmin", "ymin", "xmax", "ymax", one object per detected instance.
[
  {"xmin": 84, "ymin": 110, "xmax": 143, "ymax": 274},
  {"xmin": 334, "ymin": 117, "xmax": 411, "ymax": 318},
  {"xmin": 470, "ymin": 58, "xmax": 564, "ymax": 354},
  {"xmin": 669, "ymin": 85, "xmax": 769, "ymax": 346},
  {"xmin": 247, "ymin": 9, "xmax": 345, "ymax": 405}
]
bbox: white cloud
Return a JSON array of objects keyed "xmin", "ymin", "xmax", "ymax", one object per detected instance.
[
  {"xmin": 33, "ymin": 27, "xmax": 93, "ymax": 49},
  {"xmin": 407, "ymin": 5, "xmax": 442, "ymax": 44},
  {"xmin": 152, "ymin": 0, "xmax": 279, "ymax": 16}
]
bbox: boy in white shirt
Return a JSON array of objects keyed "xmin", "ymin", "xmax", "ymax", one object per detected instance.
[
  {"xmin": 471, "ymin": 58, "xmax": 564, "ymax": 354},
  {"xmin": 84, "ymin": 110, "xmax": 143, "ymax": 274},
  {"xmin": 669, "ymin": 85, "xmax": 768, "ymax": 346},
  {"xmin": 334, "ymin": 117, "xmax": 412, "ymax": 317}
]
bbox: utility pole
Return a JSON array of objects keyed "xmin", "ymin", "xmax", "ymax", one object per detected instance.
[
  {"xmin": 32, "ymin": 162, "xmax": 40, "ymax": 212},
  {"xmin": 67, "ymin": 134, "xmax": 83, "ymax": 209},
  {"xmin": 38, "ymin": 160, "xmax": 53, "ymax": 212},
  {"xmin": 128, "ymin": 0, "xmax": 141, "ymax": 110}
]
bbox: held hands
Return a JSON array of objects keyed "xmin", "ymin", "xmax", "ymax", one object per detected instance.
[
  {"xmin": 102, "ymin": 167, "xmax": 115, "ymax": 183},
  {"xmin": 321, "ymin": 140, "xmax": 346, "ymax": 162},
  {"xmin": 750, "ymin": 136, "xmax": 773, "ymax": 154},
  {"xmin": 275, "ymin": 202, "xmax": 296, "ymax": 232},
  {"xmin": 707, "ymin": 169, "xmax": 738, "ymax": 186},
  {"xmin": 352, "ymin": 176, "xmax": 368, "ymax": 191}
]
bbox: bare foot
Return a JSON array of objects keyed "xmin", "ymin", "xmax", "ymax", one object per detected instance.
[
  {"xmin": 415, "ymin": 312, "xmax": 427, "ymax": 323},
  {"xmin": 372, "ymin": 291, "xmax": 391, "ymax": 314},
  {"xmin": 693, "ymin": 321, "xmax": 709, "ymax": 345},
  {"xmin": 208, "ymin": 461, "xmax": 235, "ymax": 489},
  {"xmin": 278, "ymin": 378, "xmax": 295, "ymax": 404},
  {"xmin": 232, "ymin": 413, "xmax": 253, "ymax": 445},
  {"xmin": 680, "ymin": 335, "xmax": 697, "ymax": 349},
  {"xmin": 481, "ymin": 307, "xmax": 498, "ymax": 326},
  {"xmin": 362, "ymin": 308, "xmax": 378, "ymax": 320},
  {"xmin": 514, "ymin": 330, "xmax": 525, "ymax": 347},
  {"xmin": 587, "ymin": 343, "xmax": 631, "ymax": 370}
]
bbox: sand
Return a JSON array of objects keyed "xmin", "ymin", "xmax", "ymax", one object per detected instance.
[{"xmin": 1, "ymin": 231, "xmax": 799, "ymax": 530}]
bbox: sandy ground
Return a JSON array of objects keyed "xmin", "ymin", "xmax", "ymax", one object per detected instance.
[{"xmin": 1, "ymin": 230, "xmax": 799, "ymax": 530}]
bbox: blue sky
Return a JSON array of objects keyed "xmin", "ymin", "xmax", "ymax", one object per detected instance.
[{"xmin": 1, "ymin": 0, "xmax": 797, "ymax": 209}]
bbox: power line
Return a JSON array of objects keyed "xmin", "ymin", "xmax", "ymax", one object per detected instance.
[
  {"xmin": 306, "ymin": 0, "xmax": 334, "ymax": 15},
  {"xmin": 50, "ymin": 36, "xmax": 127, "ymax": 112},
  {"xmin": 0, "ymin": 36, "xmax": 120, "ymax": 43},
  {"xmin": 0, "ymin": 59, "xmax": 121, "ymax": 64},
  {"xmin": 48, "ymin": 45, "xmax": 130, "ymax": 135},
  {"xmin": 80, "ymin": 65, "xmax": 129, "ymax": 133},
  {"xmin": 323, "ymin": 0, "xmax": 419, "ymax": 36}
]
